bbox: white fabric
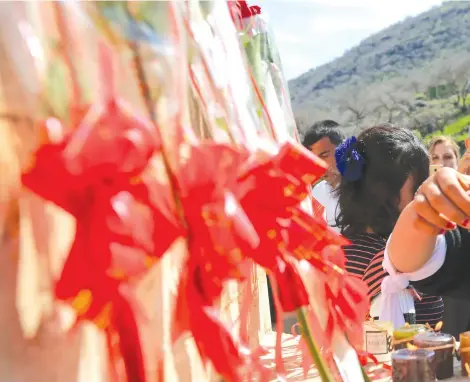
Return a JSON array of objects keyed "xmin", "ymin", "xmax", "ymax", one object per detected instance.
[
  {"xmin": 379, "ymin": 234, "xmax": 447, "ymax": 328},
  {"xmin": 370, "ymin": 291, "xmax": 415, "ymax": 321},
  {"xmin": 311, "ymin": 180, "xmax": 340, "ymax": 232}
]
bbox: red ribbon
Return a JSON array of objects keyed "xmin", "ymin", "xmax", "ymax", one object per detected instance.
[
  {"xmin": 228, "ymin": 1, "xmax": 262, "ymax": 27},
  {"xmin": 357, "ymin": 350, "xmax": 392, "ymax": 380},
  {"xmin": 235, "ymin": 141, "xmax": 351, "ymax": 314},
  {"xmin": 357, "ymin": 350, "xmax": 379, "ymax": 366},
  {"xmin": 170, "ymin": 140, "xmax": 370, "ymax": 379},
  {"xmin": 236, "ymin": 1, "xmax": 261, "ymax": 18},
  {"xmin": 172, "ymin": 142, "xmax": 260, "ymax": 381},
  {"xmin": 228, "ymin": 140, "xmax": 368, "ymax": 375},
  {"xmin": 322, "ymin": 246, "xmax": 370, "ymax": 348},
  {"xmin": 273, "ymin": 257, "xmax": 309, "ymax": 313},
  {"xmin": 235, "ymin": 140, "xmax": 371, "ymax": 366},
  {"xmin": 172, "ymin": 141, "xmax": 335, "ymax": 380},
  {"xmin": 22, "ymin": 92, "xmax": 180, "ymax": 382}
]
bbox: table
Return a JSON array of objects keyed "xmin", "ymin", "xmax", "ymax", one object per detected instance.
[{"xmin": 260, "ymin": 332, "xmax": 469, "ymax": 381}]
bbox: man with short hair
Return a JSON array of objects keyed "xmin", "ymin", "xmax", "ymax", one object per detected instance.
[{"xmin": 302, "ymin": 120, "xmax": 345, "ymax": 231}]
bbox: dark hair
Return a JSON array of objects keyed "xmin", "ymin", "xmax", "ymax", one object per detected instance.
[
  {"xmin": 335, "ymin": 125, "xmax": 429, "ymax": 238},
  {"xmin": 302, "ymin": 120, "xmax": 345, "ymax": 149}
]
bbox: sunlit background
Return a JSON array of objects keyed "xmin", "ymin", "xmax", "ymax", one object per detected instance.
[{"xmin": 261, "ymin": 0, "xmax": 444, "ymax": 79}]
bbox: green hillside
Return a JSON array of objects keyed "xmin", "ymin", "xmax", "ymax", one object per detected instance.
[{"xmin": 289, "ymin": 1, "xmax": 470, "ymax": 149}]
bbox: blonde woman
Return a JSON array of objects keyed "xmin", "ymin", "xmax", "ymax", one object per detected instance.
[
  {"xmin": 415, "ymin": 136, "xmax": 470, "ymax": 337},
  {"xmin": 428, "ymin": 135, "xmax": 460, "ymax": 169},
  {"xmin": 428, "ymin": 134, "xmax": 470, "ymax": 177}
]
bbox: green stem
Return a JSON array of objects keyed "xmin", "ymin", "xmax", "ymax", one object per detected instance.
[{"xmin": 296, "ymin": 308, "xmax": 335, "ymax": 382}]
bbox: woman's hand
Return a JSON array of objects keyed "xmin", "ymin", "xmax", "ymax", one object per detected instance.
[
  {"xmin": 413, "ymin": 167, "xmax": 470, "ymax": 232},
  {"xmin": 458, "ymin": 152, "xmax": 470, "ymax": 175},
  {"xmin": 388, "ymin": 167, "xmax": 470, "ymax": 273}
]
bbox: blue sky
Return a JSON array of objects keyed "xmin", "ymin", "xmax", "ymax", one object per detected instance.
[{"xmin": 260, "ymin": 0, "xmax": 444, "ymax": 80}]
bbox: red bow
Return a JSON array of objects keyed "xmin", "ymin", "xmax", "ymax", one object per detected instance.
[
  {"xmin": 172, "ymin": 142, "xmax": 259, "ymax": 381},
  {"xmin": 235, "ymin": 141, "xmax": 349, "ymax": 313},
  {"xmin": 236, "ymin": 1, "xmax": 262, "ymax": 18},
  {"xmin": 232, "ymin": 141, "xmax": 370, "ymax": 366},
  {"xmin": 229, "ymin": 1, "xmax": 262, "ymax": 25},
  {"xmin": 171, "ymin": 140, "xmax": 342, "ymax": 380},
  {"xmin": 169, "ymin": 139, "xmax": 369, "ymax": 379},
  {"xmin": 21, "ymin": 45, "xmax": 181, "ymax": 382}
]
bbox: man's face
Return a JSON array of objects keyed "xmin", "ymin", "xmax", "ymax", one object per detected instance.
[{"xmin": 309, "ymin": 137, "xmax": 339, "ymax": 186}]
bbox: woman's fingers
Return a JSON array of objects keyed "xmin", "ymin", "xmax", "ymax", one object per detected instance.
[
  {"xmin": 434, "ymin": 168, "xmax": 470, "ymax": 221},
  {"xmin": 413, "ymin": 191, "xmax": 456, "ymax": 230},
  {"xmin": 412, "ymin": 213, "xmax": 445, "ymax": 235},
  {"xmin": 413, "ymin": 168, "xmax": 470, "ymax": 229}
]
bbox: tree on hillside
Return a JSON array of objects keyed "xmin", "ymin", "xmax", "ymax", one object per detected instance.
[
  {"xmin": 360, "ymin": 79, "xmax": 420, "ymax": 126},
  {"xmin": 426, "ymin": 59, "xmax": 450, "ymax": 99},
  {"xmin": 406, "ymin": 109, "xmax": 453, "ymax": 136},
  {"xmin": 371, "ymin": 81, "xmax": 408, "ymax": 123},
  {"xmin": 403, "ymin": 70, "xmax": 427, "ymax": 94},
  {"xmin": 334, "ymin": 84, "xmax": 372, "ymax": 129},
  {"xmin": 407, "ymin": 77, "xmax": 422, "ymax": 95},
  {"xmin": 453, "ymin": 55, "xmax": 470, "ymax": 112},
  {"xmin": 431, "ymin": 55, "xmax": 470, "ymax": 110},
  {"xmin": 294, "ymin": 107, "xmax": 340, "ymax": 135}
]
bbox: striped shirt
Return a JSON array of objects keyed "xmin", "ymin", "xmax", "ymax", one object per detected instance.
[{"xmin": 344, "ymin": 233, "xmax": 444, "ymax": 327}]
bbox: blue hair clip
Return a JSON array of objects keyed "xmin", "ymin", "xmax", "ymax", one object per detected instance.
[{"xmin": 335, "ymin": 136, "xmax": 366, "ymax": 182}]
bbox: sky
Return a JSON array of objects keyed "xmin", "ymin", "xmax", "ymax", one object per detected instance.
[{"xmin": 260, "ymin": 0, "xmax": 444, "ymax": 80}]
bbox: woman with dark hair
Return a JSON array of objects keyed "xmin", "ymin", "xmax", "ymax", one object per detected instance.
[{"xmin": 335, "ymin": 125, "xmax": 444, "ymax": 328}]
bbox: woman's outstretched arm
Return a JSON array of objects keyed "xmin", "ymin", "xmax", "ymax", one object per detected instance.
[
  {"xmin": 388, "ymin": 202, "xmax": 440, "ymax": 273},
  {"xmin": 388, "ymin": 167, "xmax": 470, "ymax": 273}
]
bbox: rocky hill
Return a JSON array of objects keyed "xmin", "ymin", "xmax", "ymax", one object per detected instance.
[{"xmin": 290, "ymin": 1, "xmax": 470, "ymax": 145}]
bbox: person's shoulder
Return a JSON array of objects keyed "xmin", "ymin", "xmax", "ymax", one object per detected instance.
[
  {"xmin": 312, "ymin": 180, "xmax": 326, "ymax": 197},
  {"xmin": 312, "ymin": 180, "xmax": 328, "ymax": 192}
]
